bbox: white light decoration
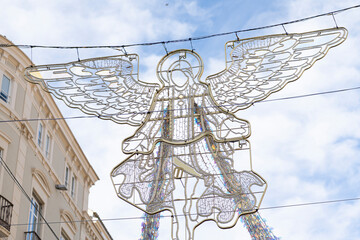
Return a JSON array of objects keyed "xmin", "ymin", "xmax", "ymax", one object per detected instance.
[{"xmin": 24, "ymin": 27, "xmax": 347, "ymax": 240}]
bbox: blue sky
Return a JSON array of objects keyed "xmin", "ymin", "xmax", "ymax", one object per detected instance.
[{"xmin": 1, "ymin": 0, "xmax": 360, "ymax": 239}]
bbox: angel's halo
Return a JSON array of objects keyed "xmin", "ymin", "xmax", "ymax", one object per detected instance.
[{"xmin": 156, "ymin": 49, "xmax": 204, "ymax": 86}]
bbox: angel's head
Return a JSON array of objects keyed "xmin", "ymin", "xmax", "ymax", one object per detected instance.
[{"xmin": 156, "ymin": 49, "xmax": 203, "ymax": 90}]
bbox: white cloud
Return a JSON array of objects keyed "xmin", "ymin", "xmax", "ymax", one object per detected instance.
[
  {"xmin": 239, "ymin": 1, "xmax": 360, "ymax": 239},
  {"xmin": 2, "ymin": 0, "xmax": 360, "ymax": 239}
]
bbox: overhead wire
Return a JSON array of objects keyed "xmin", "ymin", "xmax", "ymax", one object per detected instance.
[
  {"xmin": 261, "ymin": 86, "xmax": 360, "ymax": 103},
  {"xmin": 0, "ymin": 4, "xmax": 359, "ymax": 50},
  {"xmin": 5, "ymin": 196, "xmax": 360, "ymax": 227},
  {"xmin": 0, "ymin": 3, "xmax": 359, "ymax": 234},
  {"xmin": 0, "ymin": 85, "xmax": 359, "ymax": 124}
]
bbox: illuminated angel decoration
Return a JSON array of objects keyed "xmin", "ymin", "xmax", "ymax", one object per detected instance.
[{"xmin": 24, "ymin": 27, "xmax": 347, "ymax": 240}]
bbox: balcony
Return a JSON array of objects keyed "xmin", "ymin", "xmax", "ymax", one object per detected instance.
[
  {"xmin": 0, "ymin": 195, "xmax": 13, "ymax": 237},
  {"xmin": 24, "ymin": 231, "xmax": 41, "ymax": 240}
]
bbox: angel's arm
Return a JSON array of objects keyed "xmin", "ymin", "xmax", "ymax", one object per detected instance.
[
  {"xmin": 24, "ymin": 54, "xmax": 160, "ymax": 126},
  {"xmin": 205, "ymin": 27, "xmax": 347, "ymax": 112}
]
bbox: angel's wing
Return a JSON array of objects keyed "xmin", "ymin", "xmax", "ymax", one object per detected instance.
[
  {"xmin": 205, "ymin": 27, "xmax": 347, "ymax": 112},
  {"xmin": 24, "ymin": 54, "xmax": 160, "ymax": 126}
]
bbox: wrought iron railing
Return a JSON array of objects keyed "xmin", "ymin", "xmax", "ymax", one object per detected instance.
[
  {"xmin": 24, "ymin": 231, "xmax": 41, "ymax": 240},
  {"xmin": 0, "ymin": 195, "xmax": 13, "ymax": 232},
  {"xmin": 0, "ymin": 90, "xmax": 9, "ymax": 103}
]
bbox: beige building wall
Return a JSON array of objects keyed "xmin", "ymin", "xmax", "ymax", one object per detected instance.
[{"xmin": 0, "ymin": 36, "xmax": 113, "ymax": 240}]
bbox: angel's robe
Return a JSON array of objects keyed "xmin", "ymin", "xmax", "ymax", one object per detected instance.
[{"xmin": 112, "ymin": 81, "xmax": 266, "ymax": 233}]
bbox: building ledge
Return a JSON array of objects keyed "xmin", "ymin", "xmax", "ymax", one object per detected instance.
[{"xmin": 0, "ymin": 224, "xmax": 10, "ymax": 238}]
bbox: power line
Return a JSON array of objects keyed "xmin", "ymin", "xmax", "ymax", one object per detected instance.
[
  {"xmin": 0, "ymin": 85, "xmax": 359, "ymax": 124},
  {"xmin": 0, "ymin": 4, "xmax": 359, "ymax": 50},
  {"xmin": 262, "ymin": 86, "xmax": 360, "ymax": 103},
  {"xmin": 0, "ymin": 155, "xmax": 60, "ymax": 240},
  {"xmin": 260, "ymin": 197, "xmax": 360, "ymax": 210},
  {"xmin": 6, "ymin": 196, "xmax": 360, "ymax": 227}
]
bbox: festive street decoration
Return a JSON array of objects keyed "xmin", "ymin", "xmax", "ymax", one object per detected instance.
[
  {"xmin": 24, "ymin": 27, "xmax": 347, "ymax": 239},
  {"xmin": 241, "ymin": 212, "xmax": 278, "ymax": 239}
]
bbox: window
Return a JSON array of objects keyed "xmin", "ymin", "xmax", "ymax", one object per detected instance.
[
  {"xmin": 0, "ymin": 75, "xmax": 10, "ymax": 103},
  {"xmin": 45, "ymin": 134, "xmax": 51, "ymax": 158},
  {"xmin": 71, "ymin": 175, "xmax": 76, "ymax": 198},
  {"xmin": 60, "ymin": 230, "xmax": 71, "ymax": 240},
  {"xmin": 26, "ymin": 195, "xmax": 42, "ymax": 240},
  {"xmin": 64, "ymin": 166, "xmax": 69, "ymax": 188},
  {"xmin": 37, "ymin": 123, "xmax": 43, "ymax": 147}
]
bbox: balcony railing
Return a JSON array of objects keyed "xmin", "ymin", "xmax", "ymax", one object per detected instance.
[
  {"xmin": 24, "ymin": 231, "xmax": 41, "ymax": 240},
  {"xmin": 0, "ymin": 195, "xmax": 13, "ymax": 232},
  {"xmin": 0, "ymin": 90, "xmax": 9, "ymax": 103}
]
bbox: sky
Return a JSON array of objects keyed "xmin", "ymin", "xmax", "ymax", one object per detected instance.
[{"xmin": 1, "ymin": 0, "xmax": 360, "ymax": 239}]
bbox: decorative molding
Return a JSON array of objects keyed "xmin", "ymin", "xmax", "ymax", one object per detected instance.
[
  {"xmin": 60, "ymin": 209, "xmax": 77, "ymax": 234},
  {"xmin": 5, "ymin": 55, "xmax": 19, "ymax": 73},
  {"xmin": 20, "ymin": 122, "xmax": 33, "ymax": 140},
  {"xmin": 32, "ymin": 168, "xmax": 52, "ymax": 197},
  {"xmin": 0, "ymin": 131, "xmax": 12, "ymax": 144}
]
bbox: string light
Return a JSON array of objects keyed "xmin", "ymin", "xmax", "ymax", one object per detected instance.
[{"xmin": 0, "ymin": 4, "xmax": 359, "ymax": 50}]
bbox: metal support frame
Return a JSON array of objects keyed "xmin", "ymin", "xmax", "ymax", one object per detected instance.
[{"xmin": 23, "ymin": 27, "xmax": 347, "ymax": 240}]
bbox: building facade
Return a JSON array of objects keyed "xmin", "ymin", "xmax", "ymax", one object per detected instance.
[{"xmin": 0, "ymin": 36, "xmax": 112, "ymax": 240}]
